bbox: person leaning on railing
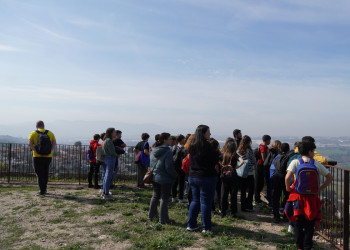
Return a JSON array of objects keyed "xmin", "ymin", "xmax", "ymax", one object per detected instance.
[{"xmin": 284, "ymin": 141, "xmax": 333, "ymax": 250}]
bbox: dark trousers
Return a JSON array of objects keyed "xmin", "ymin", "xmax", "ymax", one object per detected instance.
[
  {"xmin": 272, "ymin": 173, "xmax": 289, "ymax": 218},
  {"xmin": 214, "ymin": 176, "xmax": 222, "ymax": 211},
  {"xmin": 220, "ymin": 177, "xmax": 238, "ymax": 215},
  {"xmin": 149, "ymin": 182, "xmax": 172, "ymax": 224},
  {"xmin": 239, "ymin": 175, "xmax": 254, "ymax": 210},
  {"xmin": 295, "ymin": 215, "xmax": 316, "ymax": 250},
  {"xmin": 33, "ymin": 157, "xmax": 52, "ymax": 194},
  {"xmin": 172, "ymin": 168, "xmax": 185, "ymax": 199},
  {"xmin": 137, "ymin": 163, "xmax": 147, "ymax": 186},
  {"xmin": 264, "ymin": 169, "xmax": 272, "ymax": 204},
  {"xmin": 88, "ymin": 162, "xmax": 100, "ymax": 186},
  {"xmin": 255, "ymin": 164, "xmax": 264, "ymax": 201}
]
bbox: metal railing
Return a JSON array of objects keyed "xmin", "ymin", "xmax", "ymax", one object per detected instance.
[
  {"xmin": 317, "ymin": 165, "xmax": 350, "ymax": 250},
  {"xmin": 0, "ymin": 143, "xmax": 138, "ymax": 183}
]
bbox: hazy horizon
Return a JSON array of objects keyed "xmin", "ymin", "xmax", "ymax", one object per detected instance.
[{"xmin": 1, "ymin": 1, "xmax": 350, "ymax": 137}]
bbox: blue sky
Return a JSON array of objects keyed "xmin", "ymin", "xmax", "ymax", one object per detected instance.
[{"xmin": 1, "ymin": 0, "xmax": 350, "ymax": 139}]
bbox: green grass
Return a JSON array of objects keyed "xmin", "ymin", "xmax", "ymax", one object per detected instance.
[{"xmin": 0, "ymin": 183, "xmax": 331, "ymax": 249}]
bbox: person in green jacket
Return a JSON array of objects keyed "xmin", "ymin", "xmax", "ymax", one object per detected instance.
[{"xmin": 149, "ymin": 133, "xmax": 178, "ymax": 224}]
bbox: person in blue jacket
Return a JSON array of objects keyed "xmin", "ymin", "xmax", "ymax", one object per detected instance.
[{"xmin": 148, "ymin": 133, "xmax": 178, "ymax": 224}]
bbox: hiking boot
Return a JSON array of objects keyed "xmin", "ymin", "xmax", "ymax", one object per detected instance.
[
  {"xmin": 88, "ymin": 184, "xmax": 94, "ymax": 188},
  {"xmin": 288, "ymin": 225, "xmax": 295, "ymax": 233}
]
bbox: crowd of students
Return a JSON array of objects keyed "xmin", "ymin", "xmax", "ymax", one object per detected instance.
[{"xmin": 86, "ymin": 126, "xmax": 333, "ymax": 250}]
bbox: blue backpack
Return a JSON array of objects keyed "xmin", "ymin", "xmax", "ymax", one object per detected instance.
[
  {"xmin": 295, "ymin": 158, "xmax": 319, "ymax": 195},
  {"xmin": 87, "ymin": 145, "xmax": 94, "ymax": 161},
  {"xmin": 269, "ymin": 154, "xmax": 282, "ymax": 178},
  {"xmin": 140, "ymin": 142, "xmax": 150, "ymax": 168}
]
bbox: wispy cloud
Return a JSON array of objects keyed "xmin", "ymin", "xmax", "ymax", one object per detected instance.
[
  {"xmin": 0, "ymin": 45, "xmax": 19, "ymax": 52},
  {"xmin": 24, "ymin": 19, "xmax": 78, "ymax": 42},
  {"xmin": 180, "ymin": 0, "xmax": 350, "ymax": 25}
]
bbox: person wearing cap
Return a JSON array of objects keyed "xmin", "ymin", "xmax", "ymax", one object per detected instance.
[{"xmin": 233, "ymin": 129, "xmax": 242, "ymax": 147}]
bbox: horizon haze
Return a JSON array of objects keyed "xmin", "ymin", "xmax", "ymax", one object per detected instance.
[{"xmin": 1, "ymin": 1, "xmax": 350, "ymax": 137}]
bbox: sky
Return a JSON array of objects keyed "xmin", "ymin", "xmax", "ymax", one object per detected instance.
[{"xmin": 0, "ymin": 0, "xmax": 350, "ymax": 140}]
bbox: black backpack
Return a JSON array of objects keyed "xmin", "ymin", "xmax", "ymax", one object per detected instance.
[
  {"xmin": 254, "ymin": 145, "xmax": 262, "ymax": 163},
  {"xmin": 274, "ymin": 150, "xmax": 296, "ymax": 175},
  {"xmin": 219, "ymin": 155, "xmax": 235, "ymax": 181},
  {"xmin": 35, "ymin": 130, "xmax": 52, "ymax": 155},
  {"xmin": 172, "ymin": 146, "xmax": 184, "ymax": 168},
  {"xmin": 263, "ymin": 150, "xmax": 277, "ymax": 170}
]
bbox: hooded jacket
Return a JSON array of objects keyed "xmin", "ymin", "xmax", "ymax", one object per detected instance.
[
  {"xmin": 89, "ymin": 139, "xmax": 100, "ymax": 163},
  {"xmin": 150, "ymin": 145, "xmax": 178, "ymax": 184}
]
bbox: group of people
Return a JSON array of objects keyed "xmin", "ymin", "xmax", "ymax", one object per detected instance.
[
  {"xmin": 137, "ymin": 126, "xmax": 333, "ymax": 250},
  {"xmin": 28, "ymin": 121, "xmax": 333, "ymax": 250}
]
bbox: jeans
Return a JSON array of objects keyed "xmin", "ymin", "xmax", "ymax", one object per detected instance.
[
  {"xmin": 32, "ymin": 157, "xmax": 52, "ymax": 194},
  {"xmin": 102, "ymin": 156, "xmax": 116, "ymax": 195},
  {"xmin": 187, "ymin": 176, "xmax": 217, "ymax": 230},
  {"xmin": 149, "ymin": 182, "xmax": 172, "ymax": 223}
]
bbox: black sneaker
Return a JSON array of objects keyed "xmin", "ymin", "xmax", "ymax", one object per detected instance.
[{"xmin": 88, "ymin": 184, "xmax": 94, "ymax": 188}]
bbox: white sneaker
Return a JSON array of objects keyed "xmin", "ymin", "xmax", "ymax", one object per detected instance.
[
  {"xmin": 100, "ymin": 190, "xmax": 112, "ymax": 196},
  {"xmin": 186, "ymin": 226, "xmax": 199, "ymax": 232},
  {"xmin": 103, "ymin": 194, "xmax": 114, "ymax": 200},
  {"xmin": 202, "ymin": 229, "xmax": 212, "ymax": 233},
  {"xmin": 172, "ymin": 198, "xmax": 178, "ymax": 203},
  {"xmin": 288, "ymin": 225, "xmax": 294, "ymax": 233}
]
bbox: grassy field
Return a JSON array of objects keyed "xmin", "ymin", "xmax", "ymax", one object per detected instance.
[{"xmin": 0, "ymin": 182, "xmax": 331, "ymax": 250}]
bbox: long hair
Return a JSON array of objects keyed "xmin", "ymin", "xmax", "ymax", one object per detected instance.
[
  {"xmin": 155, "ymin": 133, "xmax": 171, "ymax": 147},
  {"xmin": 222, "ymin": 140, "xmax": 237, "ymax": 165},
  {"xmin": 221, "ymin": 137, "xmax": 234, "ymax": 154},
  {"xmin": 184, "ymin": 134, "xmax": 194, "ymax": 152},
  {"xmin": 238, "ymin": 135, "xmax": 252, "ymax": 155},
  {"xmin": 188, "ymin": 125, "xmax": 209, "ymax": 155},
  {"xmin": 270, "ymin": 140, "xmax": 282, "ymax": 153},
  {"xmin": 104, "ymin": 128, "xmax": 115, "ymax": 140}
]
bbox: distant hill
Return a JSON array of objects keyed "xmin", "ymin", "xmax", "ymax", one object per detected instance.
[{"xmin": 0, "ymin": 135, "xmax": 27, "ymax": 143}]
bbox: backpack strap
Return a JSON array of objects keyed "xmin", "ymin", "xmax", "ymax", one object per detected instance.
[
  {"xmin": 298, "ymin": 158, "xmax": 304, "ymax": 164},
  {"xmin": 142, "ymin": 142, "xmax": 148, "ymax": 151},
  {"xmin": 309, "ymin": 159, "xmax": 315, "ymax": 165},
  {"xmin": 44, "ymin": 130, "xmax": 49, "ymax": 135}
]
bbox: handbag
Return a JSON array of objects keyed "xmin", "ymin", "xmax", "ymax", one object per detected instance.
[
  {"xmin": 143, "ymin": 159, "xmax": 159, "ymax": 184},
  {"xmin": 236, "ymin": 159, "xmax": 249, "ymax": 178},
  {"xmin": 236, "ymin": 151, "xmax": 249, "ymax": 178}
]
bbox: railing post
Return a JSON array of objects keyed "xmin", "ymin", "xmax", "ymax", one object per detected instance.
[
  {"xmin": 78, "ymin": 145, "xmax": 82, "ymax": 185},
  {"xmin": 344, "ymin": 171, "xmax": 349, "ymax": 250},
  {"xmin": 7, "ymin": 143, "xmax": 12, "ymax": 183}
]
